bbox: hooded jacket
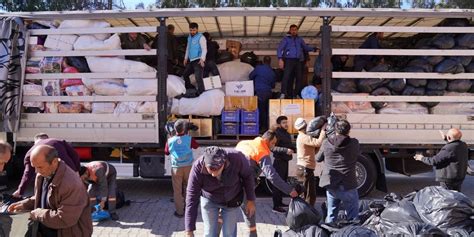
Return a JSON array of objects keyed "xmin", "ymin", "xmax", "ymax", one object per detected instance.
[
  {"xmin": 317, "ymin": 134, "xmax": 360, "ymax": 190},
  {"xmin": 277, "ymin": 33, "xmax": 315, "ymax": 61}
]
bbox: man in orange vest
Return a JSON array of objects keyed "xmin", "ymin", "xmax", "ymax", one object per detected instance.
[
  {"xmin": 79, "ymin": 161, "xmax": 119, "ymax": 220},
  {"xmin": 236, "ymin": 130, "xmax": 298, "ymax": 237}
]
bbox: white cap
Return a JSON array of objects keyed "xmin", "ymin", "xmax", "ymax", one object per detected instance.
[{"xmin": 294, "ymin": 118, "xmax": 307, "ymax": 131}]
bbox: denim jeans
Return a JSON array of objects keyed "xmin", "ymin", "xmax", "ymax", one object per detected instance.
[
  {"xmin": 325, "ymin": 185, "xmax": 359, "ymax": 223},
  {"xmin": 200, "ymin": 196, "xmax": 239, "ymax": 237}
]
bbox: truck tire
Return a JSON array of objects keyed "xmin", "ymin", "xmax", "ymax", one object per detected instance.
[{"xmin": 356, "ymin": 155, "xmax": 377, "ymax": 197}]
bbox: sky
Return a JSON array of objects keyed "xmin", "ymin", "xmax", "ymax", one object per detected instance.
[{"xmin": 123, "ymin": 0, "xmax": 156, "ymax": 9}]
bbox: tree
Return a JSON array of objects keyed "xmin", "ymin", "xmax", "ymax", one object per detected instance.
[{"xmin": 0, "ymin": 0, "xmax": 124, "ymax": 11}]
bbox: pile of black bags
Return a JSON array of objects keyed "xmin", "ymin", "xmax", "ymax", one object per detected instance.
[
  {"xmin": 276, "ymin": 186, "xmax": 474, "ymax": 237},
  {"xmin": 332, "ymin": 18, "xmax": 473, "ymax": 111}
]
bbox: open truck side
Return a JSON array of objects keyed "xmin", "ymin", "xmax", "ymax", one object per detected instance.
[{"xmin": 1, "ymin": 8, "xmax": 473, "ymax": 196}]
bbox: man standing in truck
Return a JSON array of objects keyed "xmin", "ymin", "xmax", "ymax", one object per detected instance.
[
  {"xmin": 182, "ymin": 22, "xmax": 207, "ymax": 94},
  {"xmin": 236, "ymin": 131, "xmax": 298, "ymax": 236},
  {"xmin": 414, "ymin": 128, "xmax": 468, "ymax": 192}
]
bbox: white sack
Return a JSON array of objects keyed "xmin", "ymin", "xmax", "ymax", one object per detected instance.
[
  {"xmin": 81, "ymin": 78, "xmax": 123, "ymax": 91},
  {"xmin": 379, "ymin": 103, "xmax": 429, "ymax": 114},
  {"xmin": 331, "ymin": 93, "xmax": 375, "ymax": 114},
  {"xmin": 167, "ymin": 75, "xmax": 186, "ymax": 98},
  {"xmin": 173, "ymin": 89, "xmax": 225, "ymax": 116},
  {"xmin": 59, "ymin": 20, "xmax": 111, "ymax": 40},
  {"xmin": 45, "ymin": 102, "xmax": 60, "ymax": 113},
  {"xmin": 74, "ymin": 33, "xmax": 121, "ymax": 51},
  {"xmin": 137, "ymin": 102, "xmax": 157, "ymax": 113},
  {"xmin": 86, "ymin": 57, "xmax": 156, "ymax": 73},
  {"xmin": 93, "ymin": 81, "xmax": 126, "ymax": 96},
  {"xmin": 44, "ymin": 34, "xmax": 78, "ymax": 50},
  {"xmin": 114, "ymin": 102, "xmax": 140, "ymax": 115},
  {"xmin": 432, "ymin": 92, "xmax": 474, "ymax": 115},
  {"xmin": 125, "ymin": 79, "xmax": 156, "ymax": 96},
  {"xmin": 190, "ymin": 60, "xmax": 253, "ymax": 85},
  {"xmin": 92, "ymin": 103, "xmax": 116, "ymax": 114}
]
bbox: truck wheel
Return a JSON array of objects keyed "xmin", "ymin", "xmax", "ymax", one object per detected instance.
[{"xmin": 356, "ymin": 155, "xmax": 377, "ymax": 197}]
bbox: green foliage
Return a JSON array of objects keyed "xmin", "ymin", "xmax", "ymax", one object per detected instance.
[{"xmin": 0, "ymin": 0, "xmax": 118, "ymax": 11}]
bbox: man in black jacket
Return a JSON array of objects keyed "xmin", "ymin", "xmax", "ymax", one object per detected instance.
[
  {"xmin": 414, "ymin": 128, "xmax": 468, "ymax": 192},
  {"xmin": 317, "ymin": 120, "xmax": 359, "ymax": 223},
  {"xmin": 270, "ymin": 116, "xmax": 296, "ymax": 213}
]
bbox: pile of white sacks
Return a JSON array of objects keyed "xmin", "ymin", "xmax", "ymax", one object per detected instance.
[{"xmin": 36, "ymin": 20, "xmax": 255, "ymax": 116}]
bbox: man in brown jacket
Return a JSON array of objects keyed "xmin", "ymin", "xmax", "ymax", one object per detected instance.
[
  {"xmin": 8, "ymin": 145, "xmax": 92, "ymax": 237},
  {"xmin": 295, "ymin": 118, "xmax": 326, "ymax": 206}
]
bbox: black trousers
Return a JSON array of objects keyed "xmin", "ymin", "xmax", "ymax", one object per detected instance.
[
  {"xmin": 257, "ymin": 91, "xmax": 272, "ymax": 132},
  {"xmin": 296, "ymin": 165, "xmax": 316, "ymax": 207},
  {"xmin": 183, "ymin": 60, "xmax": 205, "ymax": 94},
  {"xmin": 272, "ymin": 159, "xmax": 289, "ymax": 208},
  {"xmin": 203, "ymin": 60, "xmax": 220, "ymax": 78},
  {"xmin": 281, "ymin": 59, "xmax": 303, "ymax": 98},
  {"xmin": 440, "ymin": 180, "xmax": 463, "ymax": 192}
]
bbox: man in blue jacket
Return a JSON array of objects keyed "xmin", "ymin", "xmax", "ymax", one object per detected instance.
[
  {"xmin": 277, "ymin": 25, "xmax": 315, "ymax": 99},
  {"xmin": 183, "ymin": 22, "xmax": 207, "ymax": 94},
  {"xmin": 249, "ymin": 56, "xmax": 276, "ymax": 133}
]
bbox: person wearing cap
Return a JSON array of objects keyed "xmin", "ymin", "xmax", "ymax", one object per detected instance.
[
  {"xmin": 79, "ymin": 161, "xmax": 119, "ymax": 220},
  {"xmin": 185, "ymin": 146, "xmax": 256, "ymax": 237},
  {"xmin": 295, "ymin": 117, "xmax": 326, "ymax": 207},
  {"xmin": 165, "ymin": 119, "xmax": 199, "ymax": 218},
  {"xmin": 236, "ymin": 130, "xmax": 298, "ymax": 236}
]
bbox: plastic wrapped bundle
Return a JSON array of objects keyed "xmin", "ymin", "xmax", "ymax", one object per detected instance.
[
  {"xmin": 23, "ymin": 84, "xmax": 44, "ymax": 109},
  {"xmin": 58, "ymin": 104, "xmax": 82, "ymax": 113},
  {"xmin": 114, "ymin": 102, "xmax": 140, "ymax": 115},
  {"xmin": 58, "ymin": 20, "xmax": 111, "ymax": 40},
  {"xmin": 431, "ymin": 92, "xmax": 474, "ymax": 115},
  {"xmin": 42, "ymin": 80, "xmax": 61, "ymax": 96},
  {"xmin": 92, "ymin": 103, "xmax": 116, "ymax": 114},
  {"xmin": 332, "ymin": 93, "xmax": 375, "ymax": 114},
  {"xmin": 44, "ymin": 34, "xmax": 78, "ymax": 51},
  {"xmin": 86, "ymin": 57, "xmax": 156, "ymax": 73},
  {"xmin": 378, "ymin": 103, "xmax": 428, "ymax": 114},
  {"xmin": 26, "ymin": 58, "xmax": 42, "ymax": 74},
  {"xmin": 74, "ymin": 33, "xmax": 121, "ymax": 51},
  {"xmin": 45, "ymin": 102, "xmax": 60, "ymax": 113},
  {"xmin": 171, "ymin": 89, "xmax": 224, "ymax": 116},
  {"xmin": 137, "ymin": 102, "xmax": 157, "ymax": 113},
  {"xmin": 40, "ymin": 57, "xmax": 63, "ymax": 73}
]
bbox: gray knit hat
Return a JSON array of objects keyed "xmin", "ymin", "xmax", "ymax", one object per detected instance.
[{"xmin": 203, "ymin": 146, "xmax": 227, "ymax": 170}]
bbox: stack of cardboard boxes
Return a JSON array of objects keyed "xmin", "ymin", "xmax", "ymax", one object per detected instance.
[
  {"xmin": 222, "ymin": 96, "xmax": 259, "ymax": 135},
  {"xmin": 269, "ymin": 99, "xmax": 315, "ymax": 134}
]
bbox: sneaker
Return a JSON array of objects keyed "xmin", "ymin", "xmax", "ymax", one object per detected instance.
[
  {"xmin": 272, "ymin": 207, "xmax": 286, "ymax": 213},
  {"xmin": 279, "ymin": 94, "xmax": 285, "ymax": 99},
  {"xmin": 173, "ymin": 211, "xmax": 184, "ymax": 218},
  {"xmin": 279, "ymin": 203, "xmax": 289, "ymax": 208},
  {"xmin": 110, "ymin": 213, "xmax": 119, "ymax": 221}
]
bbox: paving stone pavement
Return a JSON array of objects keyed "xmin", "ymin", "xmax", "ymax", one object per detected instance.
[{"xmin": 92, "ymin": 178, "xmax": 291, "ymax": 237}]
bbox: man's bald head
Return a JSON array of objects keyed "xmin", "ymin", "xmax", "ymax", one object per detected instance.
[
  {"xmin": 446, "ymin": 128, "xmax": 462, "ymax": 142},
  {"xmin": 31, "ymin": 145, "xmax": 59, "ymax": 178},
  {"xmin": 0, "ymin": 141, "xmax": 12, "ymax": 172}
]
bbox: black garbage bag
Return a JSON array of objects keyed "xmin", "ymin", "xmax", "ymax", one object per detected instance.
[
  {"xmin": 422, "ymin": 90, "xmax": 444, "ymax": 108},
  {"xmin": 447, "ymin": 80, "xmax": 472, "ymax": 93},
  {"xmin": 379, "ymin": 199, "xmax": 423, "ymax": 229},
  {"xmin": 431, "ymin": 34, "xmax": 455, "ymax": 49},
  {"xmin": 370, "ymin": 87, "xmax": 391, "ymax": 110},
  {"xmin": 426, "ymin": 55, "xmax": 445, "ymax": 66},
  {"xmin": 414, "ymin": 38, "xmax": 432, "ymax": 49},
  {"xmin": 240, "ymin": 51, "xmax": 258, "ymax": 67},
  {"xmin": 387, "ymin": 79, "xmax": 406, "ymax": 93},
  {"xmin": 406, "ymin": 79, "xmax": 427, "ymax": 88},
  {"xmin": 286, "ymin": 197, "xmax": 322, "ymax": 230},
  {"xmin": 384, "ymin": 222, "xmax": 447, "ymax": 237},
  {"xmin": 440, "ymin": 18, "xmax": 470, "ymax": 27},
  {"xmin": 426, "ymin": 79, "xmax": 448, "ymax": 91},
  {"xmin": 334, "ymin": 79, "xmax": 358, "ymax": 93},
  {"xmin": 402, "ymin": 86, "xmax": 425, "ymax": 96},
  {"xmin": 466, "ymin": 62, "xmax": 474, "ymax": 73},
  {"xmin": 216, "ymin": 51, "xmax": 234, "ymax": 64},
  {"xmin": 435, "ymin": 58, "xmax": 463, "ymax": 73},
  {"xmin": 331, "ymin": 225, "xmax": 377, "ymax": 237},
  {"xmin": 306, "ymin": 116, "xmax": 327, "ymax": 138},
  {"xmin": 449, "ymin": 55, "xmax": 472, "ymax": 67},
  {"xmin": 413, "ymin": 186, "xmax": 474, "ymax": 231},
  {"xmin": 64, "ymin": 57, "xmax": 91, "ymax": 73},
  {"xmin": 357, "ymin": 79, "xmax": 388, "ymax": 93},
  {"xmin": 447, "ymin": 228, "xmax": 471, "ymax": 237},
  {"xmin": 456, "ymin": 34, "xmax": 474, "ymax": 49},
  {"xmin": 282, "ymin": 225, "xmax": 329, "ymax": 237},
  {"xmin": 404, "ymin": 66, "xmax": 425, "ymax": 73},
  {"xmin": 325, "ymin": 113, "xmax": 338, "ymax": 137},
  {"xmin": 407, "ymin": 58, "xmax": 433, "ymax": 72},
  {"xmin": 369, "ymin": 64, "xmax": 389, "ymax": 72}
]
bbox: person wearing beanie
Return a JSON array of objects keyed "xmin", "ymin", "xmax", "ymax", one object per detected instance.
[
  {"xmin": 185, "ymin": 146, "xmax": 256, "ymax": 237},
  {"xmin": 164, "ymin": 119, "xmax": 199, "ymax": 218},
  {"xmin": 295, "ymin": 117, "xmax": 326, "ymax": 206}
]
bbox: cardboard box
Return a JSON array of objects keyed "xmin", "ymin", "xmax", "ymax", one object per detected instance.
[
  {"xmin": 224, "ymin": 96, "xmax": 258, "ymax": 111},
  {"xmin": 203, "ymin": 76, "xmax": 222, "ymax": 91},
  {"xmin": 225, "ymin": 81, "xmax": 254, "ymax": 96},
  {"xmin": 189, "ymin": 118, "xmax": 213, "ymax": 137},
  {"xmin": 281, "ymin": 99, "xmax": 302, "ymax": 116},
  {"xmin": 303, "ymin": 100, "xmax": 315, "ymax": 117}
]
